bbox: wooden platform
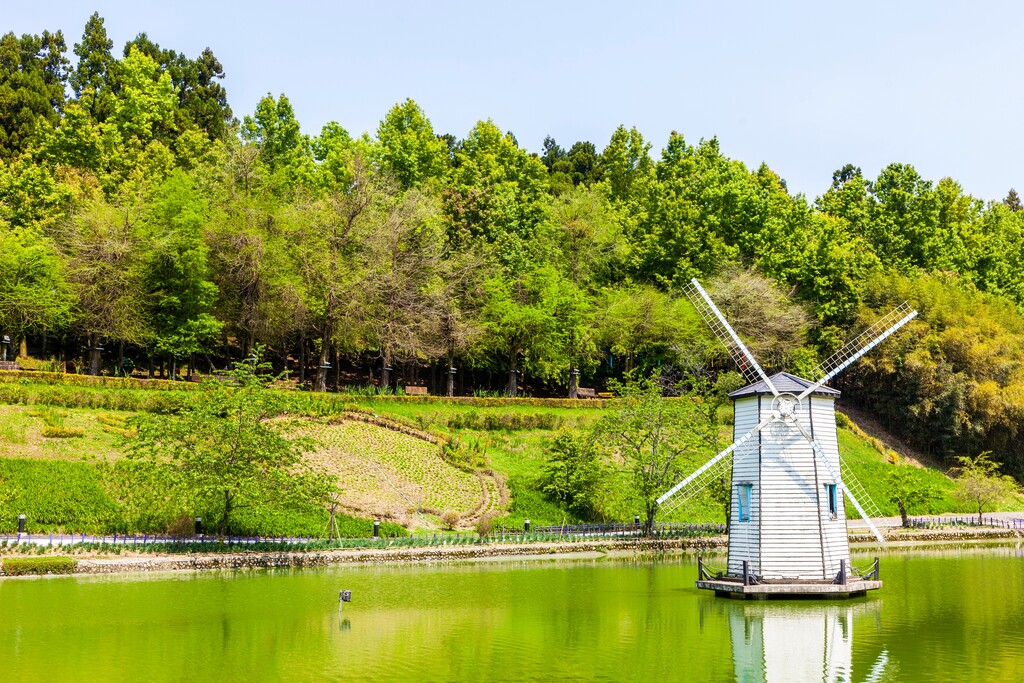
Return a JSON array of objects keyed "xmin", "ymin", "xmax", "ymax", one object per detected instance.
[{"xmin": 697, "ymin": 577, "xmax": 882, "ymax": 600}]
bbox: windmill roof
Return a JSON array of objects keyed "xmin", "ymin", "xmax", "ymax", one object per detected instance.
[{"xmin": 728, "ymin": 371, "xmax": 840, "ymax": 399}]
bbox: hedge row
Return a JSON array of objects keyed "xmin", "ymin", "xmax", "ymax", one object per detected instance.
[{"xmin": 1, "ymin": 556, "xmax": 78, "ymax": 575}]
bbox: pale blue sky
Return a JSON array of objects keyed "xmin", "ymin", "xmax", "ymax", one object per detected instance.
[{"xmin": 7, "ymin": 1, "xmax": 1023, "ymax": 202}]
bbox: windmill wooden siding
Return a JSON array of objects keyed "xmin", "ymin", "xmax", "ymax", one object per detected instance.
[
  {"xmin": 726, "ymin": 376, "xmax": 850, "ymax": 580},
  {"xmin": 731, "ymin": 605, "xmax": 854, "ymax": 682}
]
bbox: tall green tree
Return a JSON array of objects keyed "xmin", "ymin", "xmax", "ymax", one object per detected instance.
[
  {"xmin": 363, "ymin": 188, "xmax": 446, "ymax": 388},
  {"xmin": 601, "ymin": 125, "xmax": 653, "ymax": 204},
  {"xmin": 141, "ymin": 170, "xmax": 222, "ymax": 366},
  {"xmin": 952, "ymin": 452, "xmax": 1019, "ymax": 524},
  {"xmin": 127, "ymin": 351, "xmax": 320, "ymax": 535},
  {"xmin": 375, "ymin": 99, "xmax": 448, "ymax": 189},
  {"xmin": 444, "ymin": 119, "xmax": 548, "ymax": 254},
  {"xmin": 593, "ymin": 374, "xmax": 719, "ymax": 534},
  {"xmin": 0, "ymin": 225, "xmax": 74, "ymax": 348},
  {"xmin": 479, "ymin": 263, "xmax": 567, "ymax": 396},
  {"xmin": 69, "ymin": 12, "xmax": 115, "ymax": 122},
  {"xmin": 0, "ymin": 29, "xmax": 69, "ymax": 160},
  {"xmin": 62, "ymin": 196, "xmax": 149, "ymax": 374}
]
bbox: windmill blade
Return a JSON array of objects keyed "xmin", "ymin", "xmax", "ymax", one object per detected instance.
[
  {"xmin": 657, "ymin": 415, "xmax": 773, "ymax": 510},
  {"xmin": 683, "ymin": 278, "xmax": 780, "ymax": 396},
  {"xmin": 790, "ymin": 418, "xmax": 885, "ymax": 543},
  {"xmin": 797, "ymin": 303, "xmax": 917, "ymax": 401}
]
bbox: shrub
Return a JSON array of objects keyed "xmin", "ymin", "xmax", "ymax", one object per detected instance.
[
  {"xmin": 2, "ymin": 556, "xmax": 78, "ymax": 576},
  {"xmin": 41, "ymin": 426, "xmax": 85, "ymax": 438},
  {"xmin": 474, "ymin": 513, "xmax": 495, "ymax": 537},
  {"xmin": 166, "ymin": 515, "xmax": 196, "ymax": 538},
  {"xmin": 441, "ymin": 510, "xmax": 460, "ymax": 530}
]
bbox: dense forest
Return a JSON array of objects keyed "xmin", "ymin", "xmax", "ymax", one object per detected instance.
[{"xmin": 3, "ymin": 14, "xmax": 1024, "ymax": 478}]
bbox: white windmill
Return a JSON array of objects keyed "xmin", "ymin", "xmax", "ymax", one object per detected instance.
[
  {"xmin": 725, "ymin": 602, "xmax": 890, "ymax": 683},
  {"xmin": 659, "ymin": 278, "xmax": 917, "ymax": 594}
]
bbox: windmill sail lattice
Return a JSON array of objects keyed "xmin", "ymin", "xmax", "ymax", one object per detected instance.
[
  {"xmin": 657, "ymin": 426, "xmax": 763, "ymax": 517},
  {"xmin": 682, "ymin": 279, "xmax": 779, "ymax": 394},
  {"xmin": 798, "ymin": 303, "xmax": 918, "ymax": 401},
  {"xmin": 662, "ymin": 278, "xmax": 917, "ymax": 581}
]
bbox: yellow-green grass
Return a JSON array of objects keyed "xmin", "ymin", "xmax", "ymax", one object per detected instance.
[
  {"xmin": 0, "ymin": 405, "xmax": 128, "ymax": 462},
  {"xmin": 298, "ymin": 420, "xmax": 485, "ymax": 529}
]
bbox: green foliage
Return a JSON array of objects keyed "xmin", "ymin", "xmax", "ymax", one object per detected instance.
[
  {"xmin": 0, "ymin": 458, "xmax": 118, "ymax": 532},
  {"xmin": 592, "ymin": 374, "xmax": 720, "ymax": 532},
  {"xmin": 951, "ymin": 452, "xmax": 1020, "ymax": 524},
  {"xmin": 125, "ymin": 350, "xmax": 321, "ymax": 535},
  {"xmin": 0, "ymin": 227, "xmax": 74, "ymax": 340},
  {"xmin": 2, "ymin": 556, "xmax": 77, "ymax": 575},
  {"xmin": 887, "ymin": 466, "xmax": 939, "ymax": 527},
  {"xmin": 3, "ymin": 11, "xmax": 1024, "ymax": 493},
  {"xmin": 376, "ymin": 98, "xmax": 448, "ymax": 189},
  {"xmin": 0, "ymin": 29, "xmax": 68, "ymax": 161},
  {"xmin": 540, "ymin": 430, "xmax": 603, "ymax": 518},
  {"xmin": 493, "ymin": 473, "xmax": 579, "ymax": 528}
]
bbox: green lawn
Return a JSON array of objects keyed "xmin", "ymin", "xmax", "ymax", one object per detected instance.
[{"xmin": 0, "ymin": 379, "xmax": 1019, "ymax": 536}]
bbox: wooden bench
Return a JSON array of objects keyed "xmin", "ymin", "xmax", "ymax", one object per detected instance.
[
  {"xmin": 576, "ymin": 387, "xmax": 598, "ymax": 399},
  {"xmin": 0, "ymin": 361, "xmax": 19, "ymax": 371},
  {"xmin": 404, "ymin": 385, "xmax": 428, "ymax": 396}
]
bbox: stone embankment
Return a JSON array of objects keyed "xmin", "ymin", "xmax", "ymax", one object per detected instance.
[
  {"xmin": 2, "ymin": 526, "xmax": 1021, "ymax": 577},
  {"xmin": 45, "ymin": 537, "xmax": 729, "ymax": 576}
]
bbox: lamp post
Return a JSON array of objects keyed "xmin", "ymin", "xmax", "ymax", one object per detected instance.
[
  {"xmin": 569, "ymin": 367, "xmax": 580, "ymax": 399},
  {"xmin": 1, "ymin": 335, "xmax": 10, "ymax": 362},
  {"xmin": 382, "ymin": 364, "xmax": 393, "ymax": 392}
]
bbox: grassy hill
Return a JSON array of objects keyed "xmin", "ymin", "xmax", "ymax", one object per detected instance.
[{"xmin": 0, "ymin": 376, "xmax": 1017, "ymax": 536}]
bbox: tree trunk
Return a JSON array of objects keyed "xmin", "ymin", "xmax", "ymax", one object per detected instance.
[
  {"xmin": 299, "ymin": 331, "xmax": 306, "ymax": 383},
  {"xmin": 507, "ymin": 354, "xmax": 518, "ymax": 397},
  {"xmin": 220, "ymin": 490, "xmax": 232, "ymax": 536},
  {"xmin": 89, "ymin": 334, "xmax": 101, "ymax": 375},
  {"xmin": 644, "ymin": 503, "xmax": 657, "ymax": 537},
  {"xmin": 446, "ymin": 355, "xmax": 455, "ymax": 397},
  {"xmin": 315, "ymin": 336, "xmax": 330, "ymax": 392},
  {"xmin": 898, "ymin": 501, "xmax": 910, "ymax": 528}
]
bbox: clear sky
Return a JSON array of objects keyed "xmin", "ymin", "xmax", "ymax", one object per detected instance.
[{"xmin": 6, "ymin": 1, "xmax": 1023, "ymax": 202}]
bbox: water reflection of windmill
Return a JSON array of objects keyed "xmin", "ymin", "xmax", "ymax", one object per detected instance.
[
  {"xmin": 710, "ymin": 601, "xmax": 890, "ymax": 683},
  {"xmin": 659, "ymin": 279, "xmax": 917, "ymax": 597}
]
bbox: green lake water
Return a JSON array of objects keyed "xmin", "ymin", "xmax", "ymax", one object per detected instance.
[{"xmin": 1, "ymin": 546, "xmax": 1022, "ymax": 682}]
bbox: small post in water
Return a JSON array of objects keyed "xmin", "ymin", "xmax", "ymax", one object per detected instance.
[{"xmin": 339, "ymin": 589, "xmax": 351, "ymax": 615}]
